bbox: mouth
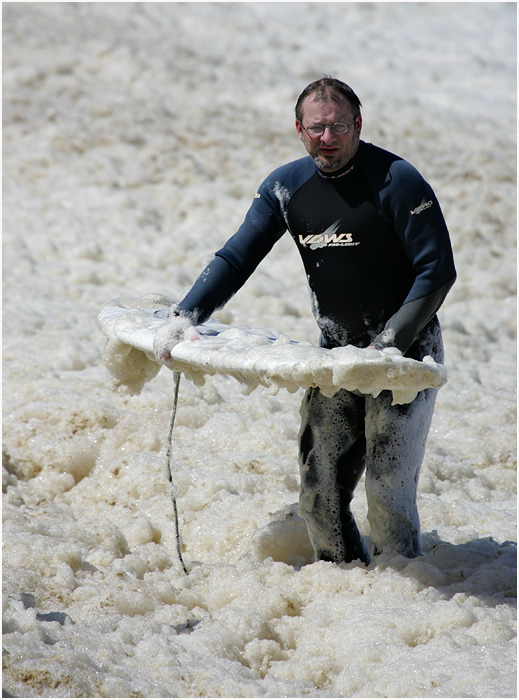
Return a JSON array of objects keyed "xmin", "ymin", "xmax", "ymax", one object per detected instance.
[{"xmin": 319, "ymin": 147, "xmax": 340, "ymax": 157}]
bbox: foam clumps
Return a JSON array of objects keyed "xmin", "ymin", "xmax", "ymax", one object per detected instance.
[{"xmin": 98, "ymin": 296, "xmax": 448, "ymax": 404}]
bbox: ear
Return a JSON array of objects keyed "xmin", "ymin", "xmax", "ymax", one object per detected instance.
[
  {"xmin": 355, "ymin": 115, "xmax": 362, "ymax": 133},
  {"xmin": 295, "ymin": 119, "xmax": 304, "ymax": 140}
]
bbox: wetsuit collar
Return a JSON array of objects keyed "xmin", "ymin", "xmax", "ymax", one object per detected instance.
[{"xmin": 316, "ymin": 140, "xmax": 368, "ymax": 180}]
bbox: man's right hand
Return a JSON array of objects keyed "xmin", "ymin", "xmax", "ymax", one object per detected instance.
[{"xmin": 153, "ymin": 313, "xmax": 200, "ymax": 365}]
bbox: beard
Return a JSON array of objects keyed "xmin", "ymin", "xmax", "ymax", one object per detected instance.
[
  {"xmin": 311, "ymin": 153, "xmax": 348, "ymax": 171},
  {"xmin": 305, "ymin": 130, "xmax": 360, "ymax": 172}
]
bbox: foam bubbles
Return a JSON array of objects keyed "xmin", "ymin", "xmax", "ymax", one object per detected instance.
[{"xmin": 2, "ymin": 2, "xmax": 516, "ymax": 698}]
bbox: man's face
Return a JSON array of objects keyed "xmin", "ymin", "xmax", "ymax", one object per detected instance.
[{"xmin": 296, "ymin": 95, "xmax": 362, "ymax": 172}]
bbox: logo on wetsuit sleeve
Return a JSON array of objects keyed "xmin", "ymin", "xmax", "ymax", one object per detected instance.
[
  {"xmin": 410, "ymin": 199, "xmax": 433, "ymax": 215},
  {"xmin": 298, "ymin": 220, "xmax": 360, "ymax": 250}
]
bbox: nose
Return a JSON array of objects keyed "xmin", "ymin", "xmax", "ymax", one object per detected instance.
[{"xmin": 320, "ymin": 126, "xmax": 338, "ymax": 143}]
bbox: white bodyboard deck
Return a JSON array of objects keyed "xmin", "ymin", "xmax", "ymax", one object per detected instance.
[{"xmin": 97, "ymin": 294, "xmax": 447, "ymax": 404}]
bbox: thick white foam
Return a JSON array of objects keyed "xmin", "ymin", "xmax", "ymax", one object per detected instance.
[
  {"xmin": 3, "ymin": 3, "xmax": 516, "ymax": 698},
  {"xmin": 98, "ymin": 296, "xmax": 448, "ymax": 404}
]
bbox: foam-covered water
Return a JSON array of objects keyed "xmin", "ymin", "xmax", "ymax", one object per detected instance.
[{"xmin": 3, "ymin": 3, "xmax": 516, "ymax": 698}]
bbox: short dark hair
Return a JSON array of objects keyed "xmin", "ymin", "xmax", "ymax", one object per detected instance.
[{"xmin": 295, "ymin": 77, "xmax": 362, "ymax": 122}]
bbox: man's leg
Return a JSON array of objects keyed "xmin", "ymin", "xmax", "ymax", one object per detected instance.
[
  {"xmin": 363, "ymin": 319, "xmax": 444, "ymax": 557},
  {"xmin": 364, "ymin": 318, "xmax": 444, "ymax": 558},
  {"xmin": 364, "ymin": 387, "xmax": 438, "ymax": 558},
  {"xmin": 298, "ymin": 387, "xmax": 370, "ymax": 564}
]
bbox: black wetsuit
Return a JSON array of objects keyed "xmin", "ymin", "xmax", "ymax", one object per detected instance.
[
  {"xmin": 179, "ymin": 141, "xmax": 456, "ymax": 357},
  {"xmin": 177, "ymin": 141, "xmax": 456, "ymax": 564}
]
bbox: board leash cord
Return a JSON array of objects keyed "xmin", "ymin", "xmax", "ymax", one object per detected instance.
[{"xmin": 166, "ymin": 371, "xmax": 188, "ymax": 575}]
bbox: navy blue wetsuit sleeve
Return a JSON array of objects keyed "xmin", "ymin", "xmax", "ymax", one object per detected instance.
[
  {"xmin": 214, "ymin": 173, "xmax": 288, "ymax": 280},
  {"xmin": 177, "ymin": 173, "xmax": 288, "ymax": 324},
  {"xmin": 372, "ymin": 278, "xmax": 455, "ymax": 352},
  {"xmin": 177, "ymin": 255, "xmax": 240, "ymax": 324},
  {"xmin": 373, "ymin": 159, "xmax": 456, "ymax": 352}
]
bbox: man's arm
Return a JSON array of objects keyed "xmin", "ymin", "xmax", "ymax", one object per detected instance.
[
  {"xmin": 177, "ymin": 254, "xmax": 243, "ymax": 325},
  {"xmin": 374, "ymin": 158, "xmax": 456, "ymax": 353},
  {"xmin": 371, "ymin": 277, "xmax": 455, "ymax": 352},
  {"xmin": 176, "ymin": 172, "xmax": 288, "ymax": 324}
]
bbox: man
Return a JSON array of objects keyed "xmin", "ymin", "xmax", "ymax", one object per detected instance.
[{"xmin": 154, "ymin": 78, "xmax": 456, "ymax": 565}]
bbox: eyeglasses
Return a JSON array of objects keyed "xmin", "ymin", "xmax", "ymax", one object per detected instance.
[{"xmin": 301, "ymin": 120, "xmax": 356, "ymax": 137}]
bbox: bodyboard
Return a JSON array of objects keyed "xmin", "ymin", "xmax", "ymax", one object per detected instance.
[{"xmin": 97, "ymin": 294, "xmax": 448, "ymax": 404}]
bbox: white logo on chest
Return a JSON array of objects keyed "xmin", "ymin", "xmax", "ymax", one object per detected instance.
[{"xmin": 298, "ymin": 220, "xmax": 360, "ymax": 249}]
